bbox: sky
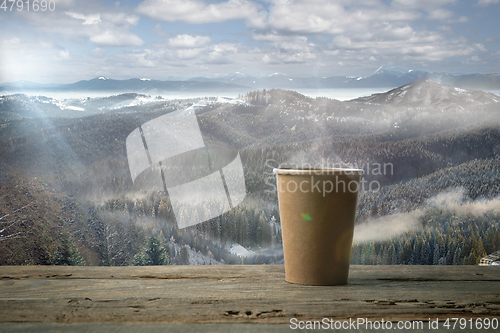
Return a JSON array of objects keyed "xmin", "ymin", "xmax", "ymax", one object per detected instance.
[{"xmin": 0, "ymin": 0, "xmax": 499, "ymax": 84}]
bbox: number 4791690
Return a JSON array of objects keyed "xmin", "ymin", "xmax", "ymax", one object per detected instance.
[
  {"xmin": 443, "ymin": 318, "xmax": 498, "ymax": 330},
  {"xmin": 1, "ymin": 0, "xmax": 56, "ymax": 12}
]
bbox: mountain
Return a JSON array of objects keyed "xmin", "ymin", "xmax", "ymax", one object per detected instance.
[
  {"xmin": 0, "ymin": 77, "xmax": 248, "ymax": 94},
  {"xmin": 0, "ymin": 94, "xmax": 69, "ymax": 120},
  {"xmin": 221, "ymin": 72, "xmax": 248, "ymax": 82},
  {"xmin": 189, "ymin": 72, "xmax": 311, "ymax": 89},
  {"xmin": 0, "ymin": 93, "xmax": 174, "ymax": 120},
  {"xmin": 352, "ymin": 64, "xmax": 430, "ymax": 88},
  {"xmin": 350, "ymin": 80, "xmax": 500, "ymax": 110},
  {"xmin": 2, "ymin": 80, "xmax": 498, "ymax": 126},
  {"xmin": 2, "ymin": 65, "xmax": 500, "ymax": 93},
  {"xmin": 0, "ymin": 81, "xmax": 57, "ymax": 91},
  {"xmin": 1, "ymin": 81, "xmax": 500, "ymax": 266},
  {"xmin": 181, "ymin": 65, "xmax": 500, "ymax": 90},
  {"xmin": 438, "ymin": 73, "xmax": 500, "ymax": 90}
]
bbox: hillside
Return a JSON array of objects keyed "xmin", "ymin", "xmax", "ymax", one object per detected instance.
[
  {"xmin": 0, "ymin": 77, "xmax": 248, "ymax": 94},
  {"xmin": 350, "ymin": 80, "xmax": 500, "ymax": 111},
  {"xmin": 0, "ymin": 82, "xmax": 499, "ymax": 266},
  {"xmin": 0, "ymin": 172, "xmax": 102, "ymax": 265},
  {"xmin": 0, "ymin": 93, "xmax": 198, "ymax": 120}
]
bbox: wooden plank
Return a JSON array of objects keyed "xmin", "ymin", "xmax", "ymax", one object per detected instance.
[
  {"xmin": 1, "ymin": 264, "xmax": 499, "ymax": 281},
  {"xmin": 0, "ymin": 265, "xmax": 498, "ymax": 329}
]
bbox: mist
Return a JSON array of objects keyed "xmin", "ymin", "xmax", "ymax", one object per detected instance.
[
  {"xmin": 2, "ymin": 79, "xmax": 500, "ymax": 266},
  {"xmin": 353, "ymin": 212, "xmax": 421, "ymax": 244},
  {"xmin": 354, "ymin": 187, "xmax": 500, "ymax": 244}
]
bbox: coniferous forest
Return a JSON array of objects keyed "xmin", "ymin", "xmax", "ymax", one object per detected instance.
[{"xmin": 1, "ymin": 83, "xmax": 499, "ymax": 266}]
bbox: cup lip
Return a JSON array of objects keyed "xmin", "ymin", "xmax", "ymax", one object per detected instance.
[{"xmin": 273, "ymin": 167, "xmax": 364, "ymax": 175}]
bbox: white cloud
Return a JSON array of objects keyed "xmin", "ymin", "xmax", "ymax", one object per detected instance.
[
  {"xmin": 52, "ymin": 0, "xmax": 75, "ymax": 7},
  {"xmin": 245, "ymin": 0, "xmax": 480, "ymax": 68},
  {"xmin": 0, "ymin": 37, "xmax": 70, "ymax": 83},
  {"xmin": 266, "ymin": 2, "xmax": 346, "ymax": 34},
  {"xmin": 391, "ymin": 0, "xmax": 457, "ymax": 7},
  {"xmin": 426, "ymin": 8, "xmax": 468, "ymax": 23},
  {"xmin": 261, "ymin": 54, "xmax": 276, "ymax": 65},
  {"xmin": 153, "ymin": 24, "xmax": 168, "ymax": 37},
  {"xmin": 168, "ymin": 35, "xmax": 211, "ymax": 48},
  {"xmin": 258, "ymin": 0, "xmax": 421, "ymax": 36},
  {"xmin": 102, "ymin": 12, "xmax": 139, "ymax": 26},
  {"xmin": 64, "ymin": 11, "xmax": 144, "ymax": 46},
  {"xmin": 462, "ymin": 55, "xmax": 483, "ymax": 64},
  {"xmin": 252, "ymin": 31, "xmax": 287, "ymax": 43},
  {"xmin": 127, "ymin": 50, "xmax": 156, "ymax": 67},
  {"xmin": 91, "ymin": 48, "xmax": 106, "ymax": 57},
  {"xmin": 136, "ymin": 0, "xmax": 260, "ymax": 24},
  {"xmin": 175, "ymin": 48, "xmax": 204, "ymax": 60},
  {"xmin": 476, "ymin": 0, "xmax": 500, "ymax": 6},
  {"xmin": 90, "ymin": 31, "xmax": 144, "ymax": 46},
  {"xmin": 256, "ymin": 35, "xmax": 318, "ymax": 64},
  {"xmin": 438, "ymin": 25, "xmax": 454, "ymax": 34},
  {"xmin": 205, "ymin": 43, "xmax": 238, "ymax": 64},
  {"xmin": 1, "ymin": 0, "xmax": 496, "ymax": 82},
  {"xmin": 13, "ymin": 5, "xmax": 143, "ymax": 47},
  {"xmin": 66, "ymin": 12, "xmax": 101, "ymax": 25},
  {"xmin": 475, "ymin": 43, "xmax": 487, "ymax": 52},
  {"xmin": 128, "ymin": 40, "xmax": 241, "ymax": 68},
  {"xmin": 59, "ymin": 50, "xmax": 71, "ymax": 60},
  {"xmin": 1, "ymin": 37, "xmax": 21, "ymax": 48},
  {"xmin": 330, "ymin": 29, "xmax": 475, "ymax": 62},
  {"xmin": 427, "ymin": 8, "xmax": 454, "ymax": 20}
]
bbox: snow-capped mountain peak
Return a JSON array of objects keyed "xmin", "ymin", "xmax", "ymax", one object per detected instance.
[
  {"xmin": 372, "ymin": 64, "xmax": 420, "ymax": 77},
  {"xmin": 223, "ymin": 72, "xmax": 247, "ymax": 81},
  {"xmin": 351, "ymin": 80, "xmax": 500, "ymax": 110}
]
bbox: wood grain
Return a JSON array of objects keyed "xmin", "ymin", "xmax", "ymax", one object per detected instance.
[{"xmin": 0, "ymin": 265, "xmax": 498, "ymax": 331}]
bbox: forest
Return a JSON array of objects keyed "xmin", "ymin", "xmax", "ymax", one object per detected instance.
[{"xmin": 1, "ymin": 84, "xmax": 499, "ymax": 266}]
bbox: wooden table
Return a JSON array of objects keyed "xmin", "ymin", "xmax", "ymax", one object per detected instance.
[{"xmin": 0, "ymin": 265, "xmax": 499, "ymax": 332}]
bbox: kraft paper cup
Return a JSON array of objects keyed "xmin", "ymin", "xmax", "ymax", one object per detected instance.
[{"xmin": 273, "ymin": 167, "xmax": 364, "ymax": 285}]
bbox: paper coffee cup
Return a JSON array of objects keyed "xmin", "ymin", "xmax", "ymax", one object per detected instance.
[{"xmin": 273, "ymin": 167, "xmax": 364, "ymax": 285}]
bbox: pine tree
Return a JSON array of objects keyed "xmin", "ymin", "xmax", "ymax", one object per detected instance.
[
  {"xmin": 257, "ymin": 212, "xmax": 271, "ymax": 247},
  {"xmin": 180, "ymin": 245, "xmax": 190, "ymax": 265},
  {"xmin": 158, "ymin": 200, "xmax": 169, "ymax": 220},
  {"xmin": 433, "ymin": 243, "xmax": 441, "ymax": 265},
  {"xmin": 134, "ymin": 235, "xmax": 169, "ymax": 266},
  {"xmin": 54, "ymin": 234, "xmax": 85, "ymax": 266}
]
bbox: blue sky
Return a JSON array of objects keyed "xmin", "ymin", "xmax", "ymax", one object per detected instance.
[{"xmin": 0, "ymin": 0, "xmax": 499, "ymax": 83}]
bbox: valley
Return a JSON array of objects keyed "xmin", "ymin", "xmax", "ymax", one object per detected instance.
[{"xmin": 1, "ymin": 79, "xmax": 499, "ymax": 266}]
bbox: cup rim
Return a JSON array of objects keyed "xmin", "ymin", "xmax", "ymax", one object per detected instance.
[{"xmin": 273, "ymin": 167, "xmax": 364, "ymax": 175}]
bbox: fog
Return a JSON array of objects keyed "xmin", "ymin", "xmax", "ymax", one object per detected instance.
[
  {"xmin": 295, "ymin": 88, "xmax": 389, "ymax": 101},
  {"xmin": 353, "ymin": 212, "xmax": 421, "ymax": 244},
  {"xmin": 0, "ymin": 88, "xmax": 394, "ymax": 104},
  {"xmin": 2, "ymin": 80, "xmax": 499, "ymax": 266},
  {"xmin": 354, "ymin": 187, "xmax": 500, "ymax": 244}
]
